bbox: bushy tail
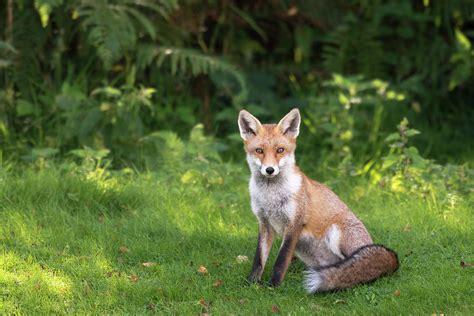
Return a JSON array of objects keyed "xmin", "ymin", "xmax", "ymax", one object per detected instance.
[{"xmin": 304, "ymin": 244, "xmax": 399, "ymax": 293}]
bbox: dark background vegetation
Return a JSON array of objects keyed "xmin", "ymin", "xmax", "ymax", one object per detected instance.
[{"xmin": 1, "ymin": 0, "xmax": 473, "ymax": 170}]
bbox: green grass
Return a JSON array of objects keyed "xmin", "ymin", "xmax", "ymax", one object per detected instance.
[{"xmin": 0, "ymin": 164, "xmax": 473, "ymax": 314}]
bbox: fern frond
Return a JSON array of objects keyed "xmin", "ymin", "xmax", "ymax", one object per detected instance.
[
  {"xmin": 77, "ymin": 0, "xmax": 178, "ymax": 69},
  {"xmin": 133, "ymin": 0, "xmax": 179, "ymax": 20},
  {"xmin": 322, "ymin": 14, "xmax": 385, "ymax": 78},
  {"xmin": 138, "ymin": 46, "xmax": 248, "ymax": 102},
  {"xmin": 166, "ymin": 47, "xmax": 247, "ymax": 102},
  {"xmin": 11, "ymin": 6, "xmax": 46, "ymax": 100}
]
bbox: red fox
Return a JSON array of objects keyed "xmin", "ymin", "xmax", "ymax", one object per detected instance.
[{"xmin": 238, "ymin": 108, "xmax": 399, "ymax": 292}]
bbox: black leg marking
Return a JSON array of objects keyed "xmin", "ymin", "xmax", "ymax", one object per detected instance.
[
  {"xmin": 248, "ymin": 232, "xmax": 263, "ymax": 283},
  {"xmin": 269, "ymin": 229, "xmax": 300, "ymax": 287}
]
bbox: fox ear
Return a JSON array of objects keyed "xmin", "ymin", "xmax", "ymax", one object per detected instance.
[
  {"xmin": 277, "ymin": 108, "xmax": 300, "ymax": 138},
  {"xmin": 238, "ymin": 110, "xmax": 262, "ymax": 140}
]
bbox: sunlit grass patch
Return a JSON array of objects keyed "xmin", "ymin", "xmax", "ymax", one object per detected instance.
[{"xmin": 0, "ymin": 251, "xmax": 73, "ymax": 313}]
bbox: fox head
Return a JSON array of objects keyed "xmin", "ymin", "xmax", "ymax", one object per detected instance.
[{"xmin": 238, "ymin": 109, "xmax": 300, "ymax": 178}]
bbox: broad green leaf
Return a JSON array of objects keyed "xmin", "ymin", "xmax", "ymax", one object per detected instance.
[
  {"xmin": 338, "ymin": 93, "xmax": 349, "ymax": 105},
  {"xmin": 91, "ymin": 87, "xmax": 122, "ymax": 97},
  {"xmin": 34, "ymin": 0, "xmax": 63, "ymax": 27},
  {"xmin": 382, "ymin": 154, "xmax": 399, "ymax": 170},
  {"xmin": 16, "ymin": 100, "xmax": 35, "ymax": 117},
  {"xmin": 70, "ymin": 147, "xmax": 110, "ymax": 159},
  {"xmin": 455, "ymin": 28, "xmax": 471, "ymax": 50},
  {"xmin": 385, "ymin": 133, "xmax": 400, "ymax": 142},
  {"xmin": 405, "ymin": 129, "xmax": 420, "ymax": 137},
  {"xmin": 406, "ymin": 146, "xmax": 427, "ymax": 168},
  {"xmin": 181, "ymin": 169, "xmax": 199, "ymax": 184},
  {"xmin": 340, "ymin": 130, "xmax": 353, "ymax": 141}
]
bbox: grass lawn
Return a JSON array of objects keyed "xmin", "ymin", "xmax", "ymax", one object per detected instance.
[{"xmin": 0, "ymin": 164, "xmax": 473, "ymax": 314}]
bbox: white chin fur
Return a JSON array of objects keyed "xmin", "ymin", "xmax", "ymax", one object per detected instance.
[
  {"xmin": 303, "ymin": 270, "xmax": 323, "ymax": 293},
  {"xmin": 261, "ymin": 173, "xmax": 277, "ymax": 178}
]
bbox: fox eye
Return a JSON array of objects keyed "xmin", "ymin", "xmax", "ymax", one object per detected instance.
[
  {"xmin": 277, "ymin": 147, "xmax": 284, "ymax": 154},
  {"xmin": 255, "ymin": 148, "xmax": 264, "ymax": 154}
]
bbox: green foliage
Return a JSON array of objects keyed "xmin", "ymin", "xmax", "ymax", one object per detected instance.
[
  {"xmin": 381, "ymin": 118, "xmax": 423, "ymax": 173},
  {"xmin": 449, "ymin": 28, "xmax": 474, "ymax": 90},
  {"xmin": 302, "ymin": 74, "xmax": 407, "ymax": 173},
  {"xmin": 140, "ymin": 124, "xmax": 231, "ymax": 187},
  {"xmin": 322, "ymin": 13, "xmax": 385, "ymax": 78},
  {"xmin": 318, "ymin": 0, "xmax": 474, "ymax": 122},
  {"xmin": 0, "ymin": 0, "xmax": 473, "ymax": 169},
  {"xmin": 53, "ymin": 82, "xmax": 156, "ymax": 155},
  {"xmin": 377, "ymin": 118, "xmax": 473, "ymax": 197}
]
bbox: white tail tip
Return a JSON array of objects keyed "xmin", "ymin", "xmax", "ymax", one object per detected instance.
[{"xmin": 303, "ymin": 269, "xmax": 323, "ymax": 293}]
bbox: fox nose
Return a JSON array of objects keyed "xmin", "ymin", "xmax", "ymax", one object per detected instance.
[{"xmin": 265, "ymin": 167, "xmax": 275, "ymax": 175}]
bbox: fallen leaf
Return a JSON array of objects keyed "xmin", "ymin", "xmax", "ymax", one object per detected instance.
[
  {"xmin": 147, "ymin": 303, "xmax": 156, "ymax": 310},
  {"xmin": 198, "ymin": 298, "xmax": 207, "ymax": 306},
  {"xmin": 239, "ymin": 299, "xmax": 247, "ymax": 305},
  {"xmin": 34, "ymin": 282, "xmax": 41, "ymax": 290},
  {"xmin": 142, "ymin": 262, "xmax": 156, "ymax": 267},
  {"xmin": 271, "ymin": 304, "xmax": 280, "ymax": 313},
  {"xmin": 129, "ymin": 275, "xmax": 139, "ymax": 283},
  {"xmin": 198, "ymin": 298, "xmax": 209, "ymax": 315},
  {"xmin": 403, "ymin": 224, "xmax": 412, "ymax": 232},
  {"xmin": 393, "ymin": 289, "xmax": 401, "ymax": 297},
  {"xmin": 119, "ymin": 246, "xmax": 130, "ymax": 253},
  {"xmin": 198, "ymin": 265, "xmax": 208, "ymax": 274},
  {"xmin": 236, "ymin": 255, "xmax": 249, "ymax": 263},
  {"xmin": 333, "ymin": 299, "xmax": 346, "ymax": 305},
  {"xmin": 213, "ymin": 279, "xmax": 224, "ymax": 287},
  {"xmin": 460, "ymin": 261, "xmax": 473, "ymax": 268}
]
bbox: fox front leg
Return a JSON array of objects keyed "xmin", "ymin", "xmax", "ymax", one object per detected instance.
[
  {"xmin": 248, "ymin": 221, "xmax": 273, "ymax": 283},
  {"xmin": 269, "ymin": 225, "xmax": 303, "ymax": 287}
]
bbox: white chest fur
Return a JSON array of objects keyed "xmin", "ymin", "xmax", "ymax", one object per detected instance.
[{"xmin": 249, "ymin": 170, "xmax": 302, "ymax": 235}]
